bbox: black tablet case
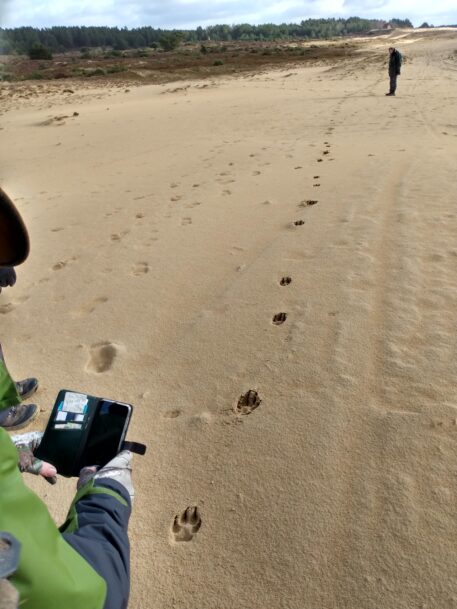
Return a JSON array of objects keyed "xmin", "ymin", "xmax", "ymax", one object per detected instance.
[{"xmin": 35, "ymin": 389, "xmax": 133, "ymax": 477}]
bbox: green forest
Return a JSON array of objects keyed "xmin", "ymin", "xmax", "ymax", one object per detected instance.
[{"xmin": 0, "ymin": 18, "xmax": 413, "ymax": 55}]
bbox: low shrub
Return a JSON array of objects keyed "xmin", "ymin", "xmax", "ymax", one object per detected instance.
[
  {"xmin": 106, "ymin": 65, "xmax": 126, "ymax": 73},
  {"xmin": 105, "ymin": 50, "xmax": 122, "ymax": 58},
  {"xmin": 28, "ymin": 44, "xmax": 53, "ymax": 60},
  {"xmin": 26, "ymin": 71, "xmax": 44, "ymax": 80},
  {"xmin": 85, "ymin": 67, "xmax": 106, "ymax": 77}
]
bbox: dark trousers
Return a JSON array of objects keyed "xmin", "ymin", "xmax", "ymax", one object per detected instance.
[
  {"xmin": 63, "ymin": 479, "xmax": 131, "ymax": 609},
  {"xmin": 389, "ymin": 74, "xmax": 397, "ymax": 94}
]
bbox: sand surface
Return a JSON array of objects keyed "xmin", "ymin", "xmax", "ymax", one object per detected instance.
[{"xmin": 1, "ymin": 28, "xmax": 457, "ymax": 609}]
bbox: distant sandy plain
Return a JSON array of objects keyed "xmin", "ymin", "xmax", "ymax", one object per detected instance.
[{"xmin": 1, "ymin": 27, "xmax": 457, "ymax": 609}]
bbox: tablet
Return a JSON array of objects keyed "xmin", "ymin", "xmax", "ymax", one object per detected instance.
[{"xmin": 35, "ymin": 389, "xmax": 138, "ymax": 477}]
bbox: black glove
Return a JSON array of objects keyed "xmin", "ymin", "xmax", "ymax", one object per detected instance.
[{"xmin": 0, "ymin": 267, "xmax": 16, "ymax": 293}]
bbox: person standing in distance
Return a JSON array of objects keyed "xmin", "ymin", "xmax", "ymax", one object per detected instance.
[{"xmin": 386, "ymin": 47, "xmax": 402, "ymax": 96}]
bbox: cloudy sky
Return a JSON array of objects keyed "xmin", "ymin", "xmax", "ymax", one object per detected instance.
[{"xmin": 1, "ymin": 0, "xmax": 456, "ymax": 29}]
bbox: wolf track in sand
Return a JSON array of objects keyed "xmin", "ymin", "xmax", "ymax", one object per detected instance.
[
  {"xmin": 272, "ymin": 312, "xmax": 287, "ymax": 325},
  {"xmin": 132, "ymin": 262, "xmax": 149, "ymax": 276},
  {"xmin": 235, "ymin": 390, "xmax": 262, "ymax": 415},
  {"xmin": 172, "ymin": 507, "xmax": 202, "ymax": 542},
  {"xmin": 280, "ymin": 277, "xmax": 292, "ymax": 286}
]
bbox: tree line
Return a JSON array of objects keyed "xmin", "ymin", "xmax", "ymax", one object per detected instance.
[{"xmin": 0, "ymin": 18, "xmax": 414, "ymax": 55}]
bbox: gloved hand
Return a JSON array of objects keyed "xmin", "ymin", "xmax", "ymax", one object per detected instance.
[
  {"xmin": 11, "ymin": 431, "xmax": 57, "ymax": 484},
  {"xmin": 77, "ymin": 450, "xmax": 134, "ymax": 502},
  {"xmin": 0, "ymin": 579, "xmax": 19, "ymax": 609},
  {"xmin": 0, "ymin": 267, "xmax": 16, "ymax": 293}
]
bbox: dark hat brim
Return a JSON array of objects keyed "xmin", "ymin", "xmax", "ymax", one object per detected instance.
[{"xmin": 0, "ymin": 188, "xmax": 30, "ymax": 266}]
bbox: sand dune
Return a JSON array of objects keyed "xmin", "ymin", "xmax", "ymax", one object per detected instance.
[{"xmin": 1, "ymin": 29, "xmax": 457, "ymax": 609}]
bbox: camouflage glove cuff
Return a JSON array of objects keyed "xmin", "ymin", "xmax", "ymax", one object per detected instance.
[
  {"xmin": 12, "ymin": 431, "xmax": 57, "ymax": 483},
  {"xmin": 17, "ymin": 445, "xmax": 44, "ymax": 475}
]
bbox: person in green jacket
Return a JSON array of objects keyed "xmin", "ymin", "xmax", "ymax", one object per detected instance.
[
  {"xmin": 0, "ymin": 341, "xmax": 39, "ymax": 432},
  {"xmin": 0, "ymin": 260, "xmax": 40, "ymax": 431},
  {"xmin": 0, "ymin": 188, "xmax": 133, "ymax": 609},
  {"xmin": 0, "ymin": 264, "xmax": 40, "ymax": 431}
]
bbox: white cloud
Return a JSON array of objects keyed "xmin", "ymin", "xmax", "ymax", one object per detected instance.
[{"xmin": 1, "ymin": 0, "xmax": 456, "ymax": 29}]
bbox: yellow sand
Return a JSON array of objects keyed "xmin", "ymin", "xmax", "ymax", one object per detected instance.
[{"xmin": 1, "ymin": 28, "xmax": 457, "ymax": 609}]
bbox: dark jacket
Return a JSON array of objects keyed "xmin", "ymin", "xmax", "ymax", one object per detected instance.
[{"xmin": 389, "ymin": 50, "xmax": 402, "ymax": 77}]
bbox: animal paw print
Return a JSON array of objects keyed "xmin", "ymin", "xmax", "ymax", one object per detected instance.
[
  {"xmin": 172, "ymin": 506, "xmax": 202, "ymax": 542},
  {"xmin": 235, "ymin": 390, "xmax": 261, "ymax": 415},
  {"xmin": 272, "ymin": 312, "xmax": 287, "ymax": 325}
]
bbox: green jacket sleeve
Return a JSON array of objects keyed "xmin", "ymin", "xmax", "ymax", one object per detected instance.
[
  {"xmin": 0, "ymin": 361, "xmax": 20, "ymax": 411},
  {"xmin": 0, "ymin": 429, "xmax": 107, "ymax": 609}
]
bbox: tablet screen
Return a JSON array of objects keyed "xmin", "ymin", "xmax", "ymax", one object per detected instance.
[{"xmin": 81, "ymin": 400, "xmax": 131, "ymax": 469}]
